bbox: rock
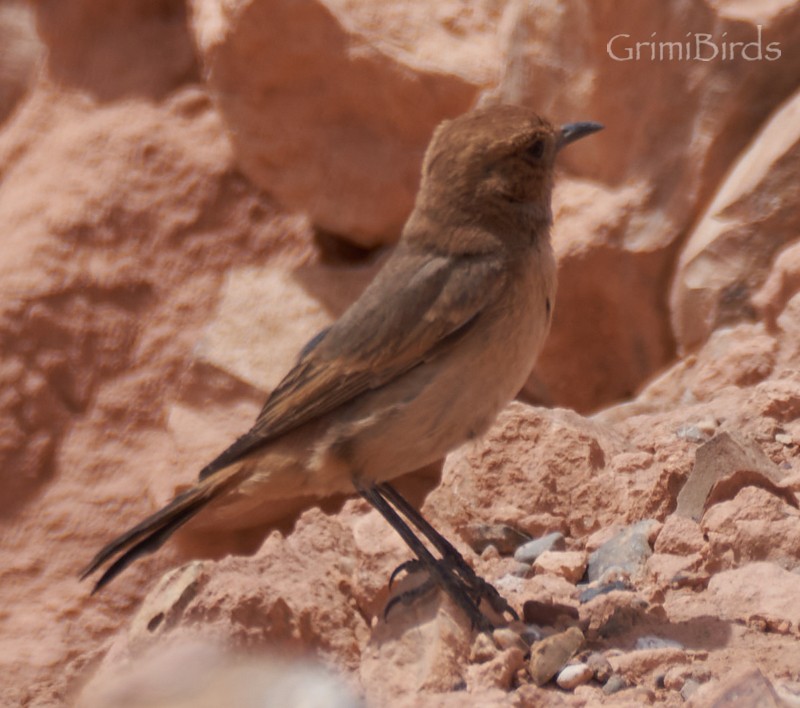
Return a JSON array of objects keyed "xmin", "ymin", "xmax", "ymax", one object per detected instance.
[
  {"xmin": 470, "ymin": 632, "xmax": 499, "ymax": 664},
  {"xmin": 702, "ymin": 486, "xmax": 800, "ymax": 570},
  {"xmin": 663, "ymin": 665, "xmax": 711, "ymax": 691},
  {"xmin": 190, "ymin": 0, "xmax": 482, "ymax": 247},
  {"xmin": 532, "ymin": 551, "xmax": 587, "ymax": 583},
  {"xmin": 461, "ymin": 523, "xmax": 531, "ymax": 556},
  {"xmin": 602, "ymin": 674, "xmax": 628, "ymax": 695},
  {"xmin": 774, "ymin": 680, "xmax": 800, "ymax": 707},
  {"xmin": 83, "ymin": 508, "xmax": 369, "ymax": 697},
  {"xmin": 707, "ymin": 562, "xmax": 800, "ymax": 632},
  {"xmin": 676, "ymin": 432, "xmax": 792, "ymax": 521},
  {"xmin": 528, "ymin": 627, "xmax": 584, "ymax": 686},
  {"xmin": 511, "ymin": 563, "xmax": 532, "ymax": 578},
  {"xmin": 634, "ymin": 636, "xmax": 684, "ymax": 651},
  {"xmin": 580, "ymin": 591, "xmax": 650, "ymax": 638},
  {"xmin": 586, "ymin": 519, "xmax": 660, "ymax": 583},
  {"xmin": 428, "ymin": 404, "xmax": 637, "ymax": 543},
  {"xmin": 466, "ymin": 647, "xmax": 526, "ymax": 692},
  {"xmin": 646, "ymin": 552, "xmax": 706, "ymax": 589},
  {"xmin": 688, "ymin": 667, "xmax": 784, "ymax": 708},
  {"xmin": 522, "ymin": 598, "xmax": 580, "ymax": 627},
  {"xmin": 492, "ymin": 627, "xmax": 529, "ymax": 653},
  {"xmin": 682, "ymin": 678, "xmax": 702, "ymax": 701},
  {"xmin": 578, "ymin": 580, "xmax": 632, "ymax": 604},
  {"xmin": 676, "ymin": 424, "xmax": 711, "ymax": 444},
  {"xmin": 584, "ymin": 525, "xmax": 625, "ymax": 553},
  {"xmin": 609, "ymin": 647, "xmax": 688, "ymax": 683},
  {"xmin": 527, "ymin": 181, "xmax": 671, "ymax": 412},
  {"xmin": 556, "ymin": 662, "xmax": 593, "ymax": 690},
  {"xmin": 513, "ymin": 531, "xmax": 566, "ymax": 564},
  {"xmin": 77, "ymin": 644, "xmax": 363, "ymax": 708},
  {"xmin": 0, "ymin": 1, "xmax": 43, "ymax": 126},
  {"xmin": 199, "ymin": 260, "xmax": 379, "ymax": 392},
  {"xmin": 671, "ymin": 87, "xmax": 800, "ymax": 353},
  {"xmin": 653, "ymin": 515, "xmax": 707, "ymax": 555},
  {"xmin": 586, "ymin": 652, "xmax": 613, "ymax": 683},
  {"xmin": 754, "ymin": 240, "xmax": 800, "ymax": 326}
]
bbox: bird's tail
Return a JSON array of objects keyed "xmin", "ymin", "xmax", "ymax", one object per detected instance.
[{"xmin": 80, "ymin": 464, "xmax": 248, "ymax": 594}]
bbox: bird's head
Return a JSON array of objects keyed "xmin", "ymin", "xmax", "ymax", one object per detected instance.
[{"xmin": 414, "ymin": 105, "xmax": 602, "ymax": 240}]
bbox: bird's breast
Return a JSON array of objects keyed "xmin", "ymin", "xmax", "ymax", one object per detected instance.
[{"xmin": 318, "ymin": 242, "xmax": 556, "ymax": 488}]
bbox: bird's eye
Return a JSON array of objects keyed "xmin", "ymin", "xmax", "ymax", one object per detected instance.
[{"xmin": 526, "ymin": 139, "xmax": 545, "ymax": 161}]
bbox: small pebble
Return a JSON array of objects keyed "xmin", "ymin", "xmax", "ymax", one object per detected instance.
[
  {"xmin": 523, "ymin": 598, "xmax": 579, "ymax": 625},
  {"xmin": 556, "ymin": 663, "xmax": 593, "ymax": 690},
  {"xmin": 681, "ymin": 678, "xmax": 701, "ymax": 700},
  {"xmin": 514, "ymin": 532, "xmax": 566, "ymax": 564},
  {"xmin": 676, "ymin": 425, "xmax": 707, "ymax": 443},
  {"xmin": 776, "ymin": 432, "xmax": 794, "ymax": 445},
  {"xmin": 586, "ymin": 652, "xmax": 613, "ymax": 683},
  {"xmin": 492, "ymin": 627, "xmax": 528, "ymax": 653},
  {"xmin": 528, "ymin": 626, "xmax": 584, "ymax": 686},
  {"xmin": 635, "ymin": 635, "xmax": 684, "ymax": 650},
  {"xmin": 470, "ymin": 632, "xmax": 499, "ymax": 663},
  {"xmin": 696, "ymin": 417, "xmax": 718, "ymax": 435},
  {"xmin": 511, "ymin": 562, "xmax": 532, "ymax": 578},
  {"xmin": 586, "ymin": 519, "xmax": 659, "ymax": 583},
  {"xmin": 533, "ymin": 550, "xmax": 587, "ymax": 583},
  {"xmin": 603, "ymin": 674, "xmax": 628, "ymax": 695},
  {"xmin": 462, "ymin": 523, "xmax": 531, "ymax": 555},
  {"xmin": 480, "ymin": 544, "xmax": 500, "ymax": 561},
  {"xmin": 578, "ymin": 580, "xmax": 630, "ymax": 604}
]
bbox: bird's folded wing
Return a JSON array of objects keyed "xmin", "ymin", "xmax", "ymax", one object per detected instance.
[{"xmin": 198, "ymin": 248, "xmax": 507, "ymax": 480}]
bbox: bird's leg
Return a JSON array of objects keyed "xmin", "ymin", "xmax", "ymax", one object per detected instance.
[
  {"xmin": 377, "ymin": 482, "xmax": 518, "ymax": 622},
  {"xmin": 355, "ymin": 481, "xmax": 494, "ymax": 632}
]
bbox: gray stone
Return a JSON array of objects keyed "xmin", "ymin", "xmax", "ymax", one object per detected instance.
[
  {"xmin": 514, "ymin": 532, "xmax": 566, "ymax": 564},
  {"xmin": 635, "ymin": 635, "xmax": 684, "ymax": 651},
  {"xmin": 586, "ymin": 520, "xmax": 659, "ymax": 583},
  {"xmin": 603, "ymin": 675, "xmax": 628, "ymax": 695}
]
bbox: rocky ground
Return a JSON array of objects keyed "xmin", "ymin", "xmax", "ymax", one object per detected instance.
[{"xmin": 1, "ymin": 0, "xmax": 800, "ymax": 706}]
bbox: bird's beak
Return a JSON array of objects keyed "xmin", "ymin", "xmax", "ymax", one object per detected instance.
[{"xmin": 558, "ymin": 121, "xmax": 604, "ymax": 150}]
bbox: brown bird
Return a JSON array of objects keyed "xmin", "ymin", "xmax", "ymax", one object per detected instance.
[{"xmin": 81, "ymin": 105, "xmax": 602, "ymax": 631}]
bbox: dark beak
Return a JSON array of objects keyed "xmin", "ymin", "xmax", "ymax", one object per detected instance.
[{"xmin": 558, "ymin": 121, "xmax": 604, "ymax": 150}]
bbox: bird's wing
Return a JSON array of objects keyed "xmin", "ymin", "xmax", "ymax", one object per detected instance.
[{"xmin": 198, "ymin": 248, "xmax": 507, "ymax": 480}]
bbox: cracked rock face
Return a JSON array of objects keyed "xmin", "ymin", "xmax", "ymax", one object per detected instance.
[{"xmin": 3, "ymin": 1, "xmax": 800, "ymax": 706}]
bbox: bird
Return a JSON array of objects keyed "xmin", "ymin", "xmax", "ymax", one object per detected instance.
[{"xmin": 81, "ymin": 104, "xmax": 602, "ymax": 631}]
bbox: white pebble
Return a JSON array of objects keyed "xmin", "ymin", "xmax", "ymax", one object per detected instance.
[{"xmin": 557, "ymin": 663, "xmax": 593, "ymax": 690}]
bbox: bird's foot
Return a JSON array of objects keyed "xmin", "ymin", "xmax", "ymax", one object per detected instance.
[{"xmin": 385, "ymin": 555, "xmax": 517, "ymax": 631}]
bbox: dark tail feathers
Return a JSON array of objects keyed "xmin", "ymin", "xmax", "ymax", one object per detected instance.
[{"xmin": 80, "ymin": 465, "xmax": 245, "ymax": 593}]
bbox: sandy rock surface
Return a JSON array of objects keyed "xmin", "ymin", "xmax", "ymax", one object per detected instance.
[{"xmin": 2, "ymin": 1, "xmax": 800, "ymax": 706}]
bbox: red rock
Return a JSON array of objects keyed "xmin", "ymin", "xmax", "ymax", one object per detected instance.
[
  {"xmin": 675, "ymin": 432, "xmax": 791, "ymax": 521},
  {"xmin": 646, "ymin": 553, "xmax": 706, "ymax": 589},
  {"xmin": 688, "ymin": 667, "xmax": 784, "ymax": 708},
  {"xmin": 528, "ymin": 626, "xmax": 584, "ymax": 686},
  {"xmin": 532, "ymin": 551, "xmax": 587, "ymax": 584},
  {"xmin": 654, "ymin": 515, "xmax": 707, "ymax": 555},
  {"xmin": 466, "ymin": 647, "xmax": 526, "ymax": 692},
  {"xmin": 522, "ymin": 598, "xmax": 580, "ymax": 627},
  {"xmin": 707, "ymin": 562, "xmax": 799, "ymax": 633},
  {"xmin": 671, "ymin": 88, "xmax": 800, "ymax": 353},
  {"xmin": 702, "ymin": 486, "xmax": 800, "ymax": 570},
  {"xmin": 580, "ymin": 592, "xmax": 651, "ymax": 639},
  {"xmin": 0, "ymin": 2, "xmax": 42, "ymax": 125},
  {"xmin": 190, "ymin": 0, "xmax": 482, "ymax": 247}
]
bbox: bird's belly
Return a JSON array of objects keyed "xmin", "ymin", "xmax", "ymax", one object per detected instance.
[{"xmin": 322, "ymin": 267, "xmax": 552, "ymax": 487}]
